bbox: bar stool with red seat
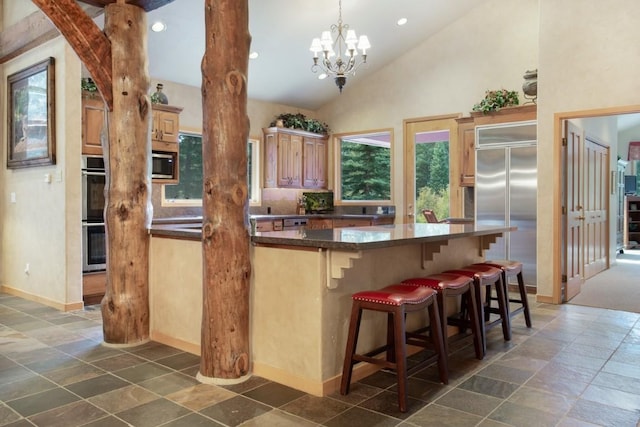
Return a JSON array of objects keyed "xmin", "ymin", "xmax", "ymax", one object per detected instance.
[
  {"xmin": 473, "ymin": 260, "xmax": 532, "ymax": 328},
  {"xmin": 340, "ymin": 284, "xmax": 448, "ymax": 413},
  {"xmin": 401, "ymin": 273, "xmax": 483, "ymax": 360},
  {"xmin": 443, "ymin": 264, "xmax": 511, "ymax": 355}
]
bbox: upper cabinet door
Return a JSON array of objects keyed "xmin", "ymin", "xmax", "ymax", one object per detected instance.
[
  {"xmin": 303, "ymin": 136, "xmax": 327, "ymax": 188},
  {"xmin": 152, "ymin": 105, "xmax": 182, "ymax": 144},
  {"xmin": 82, "ymin": 96, "xmax": 106, "ymax": 155},
  {"xmin": 263, "ymin": 127, "xmax": 328, "ymax": 189}
]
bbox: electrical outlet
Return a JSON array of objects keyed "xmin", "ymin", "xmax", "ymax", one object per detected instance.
[
  {"xmin": 24, "ymin": 263, "xmax": 30, "ymax": 275},
  {"xmin": 10, "ymin": 192, "xmax": 16, "ymax": 203}
]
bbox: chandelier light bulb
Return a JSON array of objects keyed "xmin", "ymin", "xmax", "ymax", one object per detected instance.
[{"xmin": 309, "ymin": 0, "xmax": 370, "ymax": 93}]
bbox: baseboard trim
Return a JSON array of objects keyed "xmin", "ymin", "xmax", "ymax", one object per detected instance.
[
  {"xmin": 150, "ymin": 330, "xmax": 200, "ymax": 356},
  {"xmin": 0, "ymin": 285, "xmax": 83, "ymax": 312},
  {"xmin": 507, "ymin": 284, "xmax": 537, "ymax": 295},
  {"xmin": 536, "ymin": 294, "xmax": 554, "ymax": 304}
]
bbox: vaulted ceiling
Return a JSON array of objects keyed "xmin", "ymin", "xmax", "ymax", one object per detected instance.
[
  {"xmin": 140, "ymin": 0, "xmax": 487, "ymax": 110},
  {"xmin": 8, "ymin": 1, "xmax": 640, "ymax": 129}
]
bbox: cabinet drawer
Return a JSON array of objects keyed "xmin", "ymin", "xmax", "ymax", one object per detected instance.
[
  {"xmin": 332, "ymin": 218, "xmax": 372, "ymax": 228},
  {"xmin": 307, "ymin": 219, "xmax": 333, "ymax": 229},
  {"xmin": 83, "ymin": 271, "xmax": 106, "ymax": 296},
  {"xmin": 255, "ymin": 221, "xmax": 274, "ymax": 232}
]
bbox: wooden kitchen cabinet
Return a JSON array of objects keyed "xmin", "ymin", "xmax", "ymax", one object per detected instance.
[
  {"xmin": 277, "ymin": 132, "xmax": 303, "ymax": 187},
  {"xmin": 332, "ymin": 218, "xmax": 373, "ymax": 228},
  {"xmin": 371, "ymin": 216, "xmax": 395, "ymax": 226},
  {"xmin": 307, "ymin": 218, "xmax": 333, "ymax": 230},
  {"xmin": 456, "ymin": 105, "xmax": 537, "ymax": 187},
  {"xmin": 456, "ymin": 117, "xmax": 475, "ymax": 187},
  {"xmin": 151, "ymin": 104, "xmax": 182, "ymax": 152},
  {"xmin": 81, "ymin": 95, "xmax": 106, "ymax": 155},
  {"xmin": 255, "ymin": 220, "xmax": 275, "ymax": 232},
  {"xmin": 83, "ymin": 271, "xmax": 106, "ymax": 305},
  {"xmin": 307, "ymin": 216, "xmax": 393, "ymax": 229},
  {"xmin": 303, "ymin": 136, "xmax": 328, "ymax": 188},
  {"xmin": 263, "ymin": 127, "xmax": 329, "ymax": 189},
  {"xmin": 264, "ymin": 132, "xmax": 278, "ymax": 188},
  {"xmin": 82, "ymin": 98, "xmax": 182, "ymax": 156}
]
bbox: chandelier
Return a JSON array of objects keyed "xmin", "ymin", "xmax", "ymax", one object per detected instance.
[{"xmin": 309, "ymin": 0, "xmax": 371, "ymax": 93}]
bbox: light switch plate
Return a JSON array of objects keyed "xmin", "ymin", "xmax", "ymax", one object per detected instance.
[{"xmin": 10, "ymin": 192, "xmax": 16, "ymax": 203}]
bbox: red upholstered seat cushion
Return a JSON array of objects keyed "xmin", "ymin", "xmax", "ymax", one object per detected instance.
[
  {"xmin": 352, "ymin": 284, "xmax": 436, "ymax": 306},
  {"xmin": 444, "ymin": 264, "xmax": 502, "ymax": 280},
  {"xmin": 476, "ymin": 260, "xmax": 523, "ymax": 274},
  {"xmin": 402, "ymin": 273, "xmax": 473, "ymax": 291}
]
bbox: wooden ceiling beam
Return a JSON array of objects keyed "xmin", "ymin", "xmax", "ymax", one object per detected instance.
[
  {"xmin": 77, "ymin": 0, "xmax": 176, "ymax": 12},
  {"xmin": 32, "ymin": 0, "xmax": 114, "ymax": 110}
]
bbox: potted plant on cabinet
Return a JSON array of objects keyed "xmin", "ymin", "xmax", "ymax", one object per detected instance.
[
  {"xmin": 270, "ymin": 113, "xmax": 330, "ymax": 135},
  {"xmin": 472, "ymin": 89, "xmax": 520, "ymax": 114}
]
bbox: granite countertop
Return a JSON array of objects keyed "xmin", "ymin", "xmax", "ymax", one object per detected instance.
[
  {"xmin": 252, "ymin": 223, "xmax": 511, "ymax": 250},
  {"xmin": 150, "ymin": 222, "xmax": 512, "ymax": 251}
]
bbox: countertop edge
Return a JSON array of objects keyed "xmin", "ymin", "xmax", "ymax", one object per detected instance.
[{"xmin": 149, "ymin": 224, "xmax": 514, "ymax": 250}]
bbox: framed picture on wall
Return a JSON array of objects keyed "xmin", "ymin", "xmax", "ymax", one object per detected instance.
[
  {"xmin": 7, "ymin": 57, "xmax": 56, "ymax": 169},
  {"xmin": 628, "ymin": 141, "xmax": 640, "ymax": 162}
]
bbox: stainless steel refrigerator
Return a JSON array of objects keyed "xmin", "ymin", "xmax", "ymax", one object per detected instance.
[{"xmin": 475, "ymin": 121, "xmax": 537, "ymax": 285}]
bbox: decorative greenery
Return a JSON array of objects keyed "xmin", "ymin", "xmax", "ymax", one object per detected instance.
[
  {"xmin": 270, "ymin": 113, "xmax": 330, "ymax": 134},
  {"xmin": 472, "ymin": 89, "xmax": 520, "ymax": 113},
  {"xmin": 81, "ymin": 77, "xmax": 98, "ymax": 94}
]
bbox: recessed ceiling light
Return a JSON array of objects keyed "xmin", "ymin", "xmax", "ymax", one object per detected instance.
[
  {"xmin": 151, "ymin": 21, "xmax": 167, "ymax": 32},
  {"xmin": 397, "ymin": 18, "xmax": 408, "ymax": 26},
  {"xmin": 249, "ymin": 51, "xmax": 259, "ymax": 59},
  {"xmin": 318, "ymin": 73, "xmax": 328, "ymax": 80}
]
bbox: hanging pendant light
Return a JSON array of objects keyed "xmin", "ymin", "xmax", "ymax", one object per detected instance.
[{"xmin": 309, "ymin": 0, "xmax": 371, "ymax": 93}]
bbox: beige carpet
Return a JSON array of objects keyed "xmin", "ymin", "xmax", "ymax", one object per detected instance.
[{"xmin": 568, "ymin": 249, "xmax": 640, "ymax": 313}]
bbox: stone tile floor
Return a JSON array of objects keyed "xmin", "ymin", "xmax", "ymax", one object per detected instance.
[{"xmin": 1, "ymin": 291, "xmax": 639, "ymax": 426}]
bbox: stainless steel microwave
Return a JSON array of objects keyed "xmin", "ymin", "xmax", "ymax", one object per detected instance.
[{"xmin": 151, "ymin": 151, "xmax": 176, "ymax": 179}]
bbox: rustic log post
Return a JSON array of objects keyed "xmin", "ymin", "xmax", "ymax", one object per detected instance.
[
  {"xmin": 100, "ymin": 2, "xmax": 152, "ymax": 345},
  {"xmin": 198, "ymin": 0, "xmax": 251, "ymax": 382}
]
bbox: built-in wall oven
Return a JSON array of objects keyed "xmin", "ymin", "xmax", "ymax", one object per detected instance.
[{"xmin": 82, "ymin": 156, "xmax": 107, "ymax": 272}]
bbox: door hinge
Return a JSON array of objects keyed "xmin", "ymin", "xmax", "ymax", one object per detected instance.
[
  {"xmin": 561, "ymin": 274, "xmax": 567, "ymax": 283},
  {"xmin": 562, "ymin": 137, "xmax": 567, "ymax": 146},
  {"xmin": 562, "ymin": 206, "xmax": 566, "ymax": 215}
]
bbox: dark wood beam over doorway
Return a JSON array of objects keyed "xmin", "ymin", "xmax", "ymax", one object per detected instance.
[{"xmin": 77, "ymin": 0, "xmax": 175, "ymax": 12}]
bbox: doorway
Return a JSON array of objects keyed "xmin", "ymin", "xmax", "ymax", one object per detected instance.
[
  {"xmin": 403, "ymin": 115, "xmax": 460, "ymax": 224},
  {"xmin": 559, "ymin": 108, "xmax": 640, "ymax": 303}
]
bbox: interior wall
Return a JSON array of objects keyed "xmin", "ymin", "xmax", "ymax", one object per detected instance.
[
  {"xmin": 1, "ymin": 38, "xmax": 83, "ymax": 307},
  {"xmin": 537, "ymin": 0, "xmax": 640, "ymax": 299}
]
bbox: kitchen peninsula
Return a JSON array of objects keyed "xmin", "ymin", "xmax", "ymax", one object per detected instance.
[{"xmin": 148, "ymin": 221, "xmax": 513, "ymax": 396}]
